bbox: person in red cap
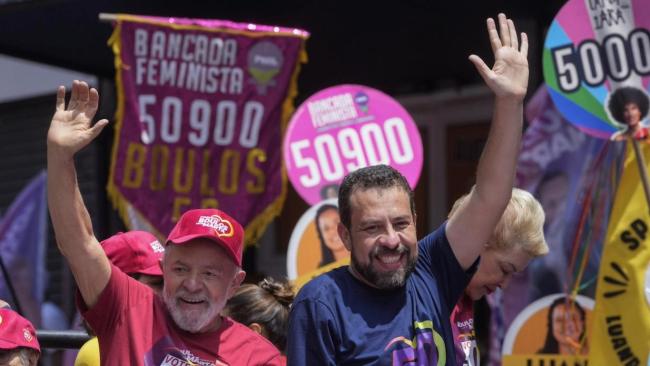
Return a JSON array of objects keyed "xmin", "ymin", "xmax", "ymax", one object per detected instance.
[
  {"xmin": 47, "ymin": 81, "xmax": 284, "ymax": 365},
  {"xmin": 75, "ymin": 230, "xmax": 166, "ymax": 366},
  {"xmin": 0, "ymin": 308, "xmax": 40, "ymax": 366},
  {"xmin": 101, "ymin": 230, "xmax": 165, "ymax": 295}
]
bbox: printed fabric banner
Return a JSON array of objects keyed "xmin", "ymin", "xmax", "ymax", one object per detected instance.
[
  {"xmin": 587, "ymin": 142, "xmax": 650, "ymax": 366},
  {"xmin": 106, "ymin": 15, "xmax": 309, "ymax": 243}
]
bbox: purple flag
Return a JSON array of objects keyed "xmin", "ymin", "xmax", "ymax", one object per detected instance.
[
  {"xmin": 0, "ymin": 171, "xmax": 47, "ymax": 327},
  {"xmin": 106, "ymin": 15, "xmax": 309, "ymax": 245}
]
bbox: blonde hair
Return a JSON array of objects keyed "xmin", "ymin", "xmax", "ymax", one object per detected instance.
[{"xmin": 449, "ymin": 187, "xmax": 548, "ymax": 257}]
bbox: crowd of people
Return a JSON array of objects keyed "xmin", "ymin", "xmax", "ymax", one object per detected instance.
[{"xmin": 0, "ymin": 12, "xmax": 587, "ymax": 366}]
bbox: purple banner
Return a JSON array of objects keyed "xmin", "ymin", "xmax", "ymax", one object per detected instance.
[
  {"xmin": 0, "ymin": 171, "xmax": 47, "ymax": 327},
  {"xmin": 107, "ymin": 15, "xmax": 309, "ymax": 243}
]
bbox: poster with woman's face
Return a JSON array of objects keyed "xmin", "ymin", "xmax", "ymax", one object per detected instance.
[
  {"xmin": 542, "ymin": 0, "xmax": 650, "ymax": 141},
  {"xmin": 286, "ymin": 198, "xmax": 350, "ymax": 287},
  {"xmin": 501, "ymin": 294, "xmax": 594, "ymax": 366},
  {"xmin": 606, "ymin": 86, "xmax": 650, "ymax": 141}
]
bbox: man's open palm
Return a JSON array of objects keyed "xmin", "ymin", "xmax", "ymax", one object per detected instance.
[
  {"xmin": 47, "ymin": 80, "xmax": 108, "ymax": 157},
  {"xmin": 469, "ymin": 14, "xmax": 529, "ymax": 100}
]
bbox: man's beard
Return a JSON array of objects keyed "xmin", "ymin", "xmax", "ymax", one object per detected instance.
[
  {"xmin": 350, "ymin": 243, "xmax": 417, "ymax": 290},
  {"xmin": 163, "ymin": 291, "xmax": 220, "ymax": 333}
]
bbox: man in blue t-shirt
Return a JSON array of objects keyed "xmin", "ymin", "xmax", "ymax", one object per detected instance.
[{"xmin": 288, "ymin": 13, "xmax": 530, "ymax": 366}]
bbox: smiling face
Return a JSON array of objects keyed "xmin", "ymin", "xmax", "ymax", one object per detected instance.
[
  {"xmin": 623, "ymin": 102, "xmax": 642, "ymax": 128},
  {"xmin": 552, "ymin": 303, "xmax": 584, "ymax": 349},
  {"xmin": 339, "ymin": 186, "xmax": 417, "ymax": 290},
  {"xmin": 465, "ymin": 246, "xmax": 532, "ymax": 300},
  {"xmin": 318, "ymin": 208, "xmax": 346, "ymax": 255},
  {"xmin": 161, "ymin": 239, "xmax": 245, "ymax": 333}
]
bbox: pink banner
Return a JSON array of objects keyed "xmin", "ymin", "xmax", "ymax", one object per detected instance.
[
  {"xmin": 107, "ymin": 15, "xmax": 308, "ymax": 244},
  {"xmin": 283, "ymin": 84, "xmax": 423, "ymax": 205}
]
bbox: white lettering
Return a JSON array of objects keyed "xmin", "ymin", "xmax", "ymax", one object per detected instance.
[
  {"xmin": 196, "ymin": 215, "xmax": 233, "ymax": 235},
  {"xmin": 222, "ymin": 39, "xmax": 237, "ymax": 65},
  {"xmin": 151, "ymin": 31, "xmax": 166, "ymax": 59},
  {"xmin": 134, "ymin": 29, "xmax": 148, "ymax": 56},
  {"xmin": 131, "ymin": 31, "xmax": 243, "ymax": 93},
  {"xmin": 308, "ymin": 94, "xmax": 358, "ymax": 128},
  {"xmin": 150, "ymin": 240, "xmax": 165, "ymax": 253},
  {"xmin": 136, "ymin": 58, "xmax": 147, "ymax": 85},
  {"xmin": 254, "ymin": 55, "xmax": 279, "ymax": 67},
  {"xmin": 134, "ymin": 59, "xmax": 243, "ymax": 94}
]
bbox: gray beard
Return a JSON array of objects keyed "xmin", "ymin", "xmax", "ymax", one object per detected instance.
[{"xmin": 163, "ymin": 292, "xmax": 219, "ymax": 333}]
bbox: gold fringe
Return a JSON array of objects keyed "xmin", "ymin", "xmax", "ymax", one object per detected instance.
[
  {"xmin": 105, "ymin": 17, "xmax": 167, "ymax": 241},
  {"xmin": 105, "ymin": 18, "xmax": 131, "ymax": 234}
]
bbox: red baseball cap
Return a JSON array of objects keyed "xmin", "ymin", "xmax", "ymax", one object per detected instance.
[
  {"xmin": 101, "ymin": 231, "xmax": 165, "ymax": 276},
  {"xmin": 166, "ymin": 209, "xmax": 244, "ymax": 267},
  {"xmin": 0, "ymin": 309, "xmax": 40, "ymax": 353}
]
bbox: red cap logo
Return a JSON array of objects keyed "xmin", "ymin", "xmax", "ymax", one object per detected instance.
[
  {"xmin": 196, "ymin": 215, "xmax": 234, "ymax": 238},
  {"xmin": 23, "ymin": 328, "xmax": 33, "ymax": 342}
]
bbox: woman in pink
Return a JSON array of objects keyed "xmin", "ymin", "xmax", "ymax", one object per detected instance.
[{"xmin": 449, "ymin": 188, "xmax": 549, "ymax": 365}]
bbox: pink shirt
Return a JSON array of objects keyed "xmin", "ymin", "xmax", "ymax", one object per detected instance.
[{"xmin": 450, "ymin": 294, "xmax": 479, "ymax": 366}]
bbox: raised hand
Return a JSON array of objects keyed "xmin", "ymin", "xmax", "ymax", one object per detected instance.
[
  {"xmin": 47, "ymin": 80, "xmax": 109, "ymax": 158},
  {"xmin": 469, "ymin": 13, "xmax": 529, "ymax": 101}
]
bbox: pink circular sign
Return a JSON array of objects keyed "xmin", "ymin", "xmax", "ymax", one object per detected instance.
[{"xmin": 284, "ymin": 84, "xmax": 423, "ymax": 205}]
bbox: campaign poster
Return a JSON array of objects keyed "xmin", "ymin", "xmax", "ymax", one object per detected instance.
[
  {"xmin": 286, "ymin": 198, "xmax": 349, "ymax": 289},
  {"xmin": 283, "ymin": 84, "xmax": 423, "ymax": 205},
  {"xmin": 106, "ymin": 15, "xmax": 309, "ymax": 243},
  {"xmin": 501, "ymin": 294, "xmax": 594, "ymax": 366},
  {"xmin": 543, "ymin": 0, "xmax": 650, "ymax": 141}
]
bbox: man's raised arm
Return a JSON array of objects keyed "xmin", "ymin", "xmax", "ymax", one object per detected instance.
[
  {"xmin": 446, "ymin": 13, "xmax": 528, "ymax": 269},
  {"xmin": 47, "ymin": 80, "xmax": 111, "ymax": 308}
]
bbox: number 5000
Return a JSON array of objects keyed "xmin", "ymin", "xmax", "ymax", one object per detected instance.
[{"xmin": 551, "ymin": 28, "xmax": 650, "ymax": 92}]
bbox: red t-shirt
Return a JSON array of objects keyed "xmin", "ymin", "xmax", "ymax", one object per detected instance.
[{"xmin": 79, "ymin": 265, "xmax": 284, "ymax": 365}]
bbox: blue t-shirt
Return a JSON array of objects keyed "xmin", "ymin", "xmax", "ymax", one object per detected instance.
[{"xmin": 287, "ymin": 224, "xmax": 477, "ymax": 366}]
